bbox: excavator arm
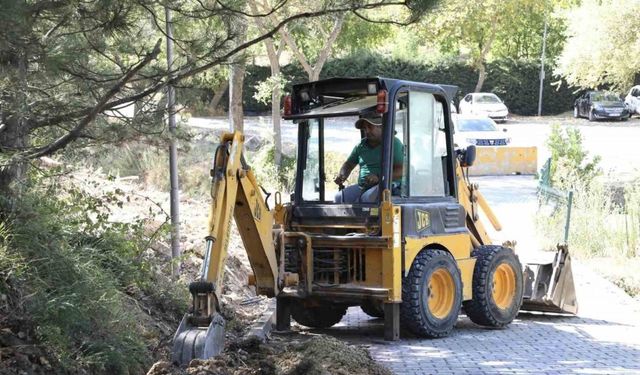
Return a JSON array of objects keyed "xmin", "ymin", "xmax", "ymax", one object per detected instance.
[
  {"xmin": 455, "ymin": 154, "xmax": 503, "ymax": 247},
  {"xmin": 172, "ymin": 132, "xmax": 280, "ymax": 365}
]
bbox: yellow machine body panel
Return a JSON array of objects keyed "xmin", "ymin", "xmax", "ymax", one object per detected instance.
[
  {"xmin": 404, "ymin": 234, "xmax": 476, "ymax": 300},
  {"xmin": 381, "ymin": 194, "xmax": 402, "ymax": 302}
]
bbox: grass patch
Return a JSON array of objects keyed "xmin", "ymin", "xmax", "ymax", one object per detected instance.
[
  {"xmin": 536, "ymin": 179, "xmax": 640, "ymax": 258},
  {"xmin": 0, "ymin": 177, "xmax": 188, "ymax": 374},
  {"xmin": 536, "ymin": 125, "xmax": 640, "ymax": 298}
]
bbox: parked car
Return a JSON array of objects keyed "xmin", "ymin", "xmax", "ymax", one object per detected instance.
[
  {"xmin": 459, "ymin": 93, "xmax": 509, "ymax": 122},
  {"xmin": 574, "ymin": 91, "xmax": 630, "ymax": 121},
  {"xmin": 625, "ymin": 85, "xmax": 640, "ymax": 116},
  {"xmin": 452, "ymin": 114, "xmax": 511, "ymax": 147}
]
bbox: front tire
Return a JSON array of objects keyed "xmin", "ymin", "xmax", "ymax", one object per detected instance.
[
  {"xmin": 291, "ymin": 303, "xmax": 347, "ymax": 329},
  {"xmin": 463, "ymin": 245, "xmax": 523, "ymax": 327},
  {"xmin": 401, "ymin": 249, "xmax": 462, "ymax": 338},
  {"xmin": 588, "ymin": 109, "xmax": 595, "ymax": 121},
  {"xmin": 573, "ymin": 106, "xmax": 579, "ymax": 118}
]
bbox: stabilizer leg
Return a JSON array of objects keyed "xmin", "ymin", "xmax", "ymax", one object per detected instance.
[
  {"xmin": 384, "ymin": 302, "xmax": 400, "ymax": 341},
  {"xmin": 276, "ymin": 297, "xmax": 291, "ymax": 331}
]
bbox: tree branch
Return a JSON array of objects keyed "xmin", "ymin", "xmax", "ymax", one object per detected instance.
[
  {"xmin": 28, "ymin": 1, "xmax": 412, "ymax": 131},
  {"xmin": 23, "ymin": 39, "xmax": 163, "ymax": 159},
  {"xmin": 312, "ymin": 14, "xmax": 345, "ymax": 79}
]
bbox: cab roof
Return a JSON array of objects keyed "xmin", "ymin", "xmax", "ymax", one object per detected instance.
[{"xmin": 284, "ymin": 77, "xmax": 458, "ymax": 120}]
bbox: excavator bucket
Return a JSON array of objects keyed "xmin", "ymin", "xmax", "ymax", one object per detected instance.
[
  {"xmin": 520, "ymin": 245, "xmax": 578, "ymax": 314},
  {"xmin": 171, "ymin": 312, "xmax": 225, "ymax": 365}
]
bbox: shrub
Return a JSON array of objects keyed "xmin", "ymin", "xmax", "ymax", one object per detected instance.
[
  {"xmin": 0, "ymin": 176, "xmax": 187, "ymax": 374},
  {"xmin": 246, "ymin": 143, "xmax": 296, "ymax": 194},
  {"xmin": 536, "ymin": 125, "xmax": 639, "ymax": 259},
  {"xmin": 230, "ymin": 55, "xmax": 577, "ymax": 116},
  {"xmin": 546, "ymin": 124, "xmax": 601, "ymax": 190}
]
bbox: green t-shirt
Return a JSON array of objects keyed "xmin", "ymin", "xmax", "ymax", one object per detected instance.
[{"xmin": 347, "ymin": 137, "xmax": 404, "ymax": 187}]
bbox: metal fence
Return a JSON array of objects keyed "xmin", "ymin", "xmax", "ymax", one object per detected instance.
[{"xmin": 537, "ymin": 158, "xmax": 573, "ymax": 245}]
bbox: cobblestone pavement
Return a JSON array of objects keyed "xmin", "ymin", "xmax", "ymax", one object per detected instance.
[
  {"xmin": 319, "ymin": 261, "xmax": 640, "ymax": 375},
  {"xmin": 294, "ymin": 176, "xmax": 640, "ymax": 374}
]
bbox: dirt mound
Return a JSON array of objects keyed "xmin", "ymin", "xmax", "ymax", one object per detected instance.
[
  {"xmin": 0, "ymin": 324, "xmax": 58, "ymax": 375},
  {"xmin": 147, "ymin": 335, "xmax": 390, "ymax": 375},
  {"xmin": 275, "ymin": 335, "xmax": 391, "ymax": 375},
  {"xmin": 0, "ymin": 279, "xmax": 59, "ymax": 375}
]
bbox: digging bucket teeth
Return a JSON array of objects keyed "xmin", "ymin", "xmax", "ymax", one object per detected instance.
[
  {"xmin": 172, "ymin": 312, "xmax": 225, "ymax": 366},
  {"xmin": 172, "ymin": 281, "xmax": 226, "ymax": 366},
  {"xmin": 520, "ymin": 245, "xmax": 578, "ymax": 315}
]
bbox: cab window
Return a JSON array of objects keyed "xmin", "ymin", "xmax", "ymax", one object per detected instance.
[{"xmin": 394, "ymin": 91, "xmax": 446, "ymax": 197}]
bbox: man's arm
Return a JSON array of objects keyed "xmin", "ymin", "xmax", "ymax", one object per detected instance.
[
  {"xmin": 335, "ymin": 160, "xmax": 357, "ymax": 185},
  {"xmin": 392, "ymin": 163, "xmax": 403, "ymax": 180},
  {"xmin": 336, "ymin": 144, "xmax": 360, "ymax": 185}
]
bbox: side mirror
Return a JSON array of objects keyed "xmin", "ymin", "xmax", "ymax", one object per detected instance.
[{"xmin": 460, "ymin": 145, "xmax": 476, "ymax": 167}]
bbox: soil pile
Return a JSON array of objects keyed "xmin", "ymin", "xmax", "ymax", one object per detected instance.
[{"xmin": 147, "ymin": 335, "xmax": 391, "ymax": 375}]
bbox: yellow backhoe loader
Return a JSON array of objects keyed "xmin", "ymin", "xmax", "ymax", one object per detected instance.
[{"xmin": 172, "ymin": 78, "xmax": 577, "ymax": 365}]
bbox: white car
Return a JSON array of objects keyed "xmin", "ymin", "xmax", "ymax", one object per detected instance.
[
  {"xmin": 459, "ymin": 92, "xmax": 509, "ymax": 122},
  {"xmin": 452, "ymin": 114, "xmax": 511, "ymax": 148},
  {"xmin": 625, "ymin": 85, "xmax": 640, "ymax": 115}
]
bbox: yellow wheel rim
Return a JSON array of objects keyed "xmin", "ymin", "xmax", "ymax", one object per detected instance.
[
  {"xmin": 492, "ymin": 263, "xmax": 516, "ymax": 309},
  {"xmin": 428, "ymin": 268, "xmax": 455, "ymax": 319}
]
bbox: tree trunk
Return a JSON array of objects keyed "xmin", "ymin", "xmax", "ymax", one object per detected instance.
[
  {"xmin": 229, "ymin": 62, "xmax": 246, "ymax": 132},
  {"xmin": 0, "ymin": 49, "xmax": 29, "ymax": 198},
  {"xmin": 272, "ymin": 76, "xmax": 282, "ymax": 167},
  {"xmin": 0, "ymin": 118, "xmax": 29, "ymax": 197},
  {"xmin": 473, "ymin": 22, "xmax": 497, "ymax": 93},
  {"xmin": 474, "ymin": 63, "xmax": 487, "ymax": 92},
  {"xmin": 228, "ymin": 12, "xmax": 248, "ymax": 132},
  {"xmin": 209, "ymin": 80, "xmax": 229, "ymax": 115}
]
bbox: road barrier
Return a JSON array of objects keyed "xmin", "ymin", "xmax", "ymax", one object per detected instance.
[{"xmin": 469, "ymin": 146, "xmax": 537, "ymax": 176}]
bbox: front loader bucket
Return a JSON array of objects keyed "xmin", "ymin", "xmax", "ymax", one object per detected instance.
[
  {"xmin": 520, "ymin": 245, "xmax": 578, "ymax": 314},
  {"xmin": 171, "ymin": 313, "xmax": 225, "ymax": 366}
]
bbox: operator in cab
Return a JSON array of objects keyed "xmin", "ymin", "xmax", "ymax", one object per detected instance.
[{"xmin": 334, "ymin": 116, "xmax": 403, "ymax": 203}]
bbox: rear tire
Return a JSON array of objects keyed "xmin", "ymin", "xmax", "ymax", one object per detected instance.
[
  {"xmin": 463, "ymin": 245, "xmax": 523, "ymax": 327},
  {"xmin": 291, "ymin": 303, "xmax": 347, "ymax": 329},
  {"xmin": 401, "ymin": 249, "xmax": 462, "ymax": 338},
  {"xmin": 361, "ymin": 300, "xmax": 384, "ymax": 318}
]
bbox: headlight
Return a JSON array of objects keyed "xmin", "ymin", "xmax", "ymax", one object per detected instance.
[{"xmin": 506, "ymin": 137, "xmax": 512, "ymax": 144}]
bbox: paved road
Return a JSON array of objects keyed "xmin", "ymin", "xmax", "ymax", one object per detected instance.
[{"xmin": 292, "ymin": 176, "xmax": 640, "ymax": 374}]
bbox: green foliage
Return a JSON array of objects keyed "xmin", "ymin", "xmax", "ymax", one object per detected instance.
[
  {"xmin": 536, "ymin": 178, "xmax": 640, "ymax": 258},
  {"xmin": 492, "ymin": 6, "xmax": 567, "ymax": 61},
  {"xmin": 546, "ymin": 124, "xmax": 601, "ymax": 189},
  {"xmin": 0, "ymin": 178, "xmax": 187, "ymax": 374},
  {"xmin": 253, "ymin": 74, "xmax": 289, "ymax": 105},
  {"xmin": 536, "ymin": 124, "xmax": 639, "ymax": 260},
  {"xmin": 556, "ymin": 0, "xmax": 640, "ymax": 90},
  {"xmin": 236, "ymin": 55, "xmax": 575, "ymax": 115},
  {"xmin": 247, "ymin": 144, "xmax": 296, "ymax": 193}
]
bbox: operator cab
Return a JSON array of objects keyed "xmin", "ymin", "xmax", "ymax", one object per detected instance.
[{"xmin": 283, "ymin": 78, "xmax": 460, "ymax": 231}]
